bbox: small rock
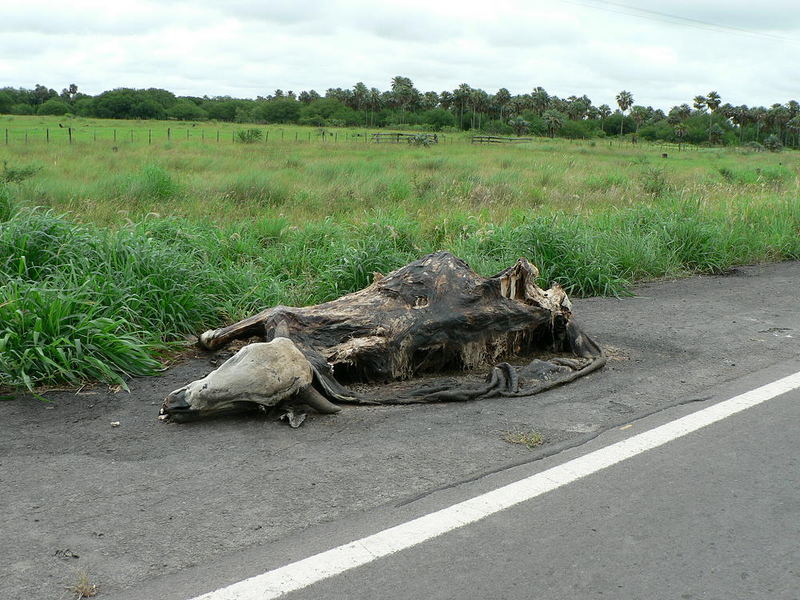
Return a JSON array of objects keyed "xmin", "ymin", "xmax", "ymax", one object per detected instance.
[{"xmin": 110, "ymin": 421, "xmax": 121, "ymax": 427}]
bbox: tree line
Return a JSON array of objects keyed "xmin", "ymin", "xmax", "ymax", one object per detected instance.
[{"xmin": 1, "ymin": 78, "xmax": 798, "ymax": 148}]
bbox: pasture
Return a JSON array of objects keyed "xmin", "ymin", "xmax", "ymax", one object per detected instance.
[{"xmin": 1, "ymin": 114, "xmax": 799, "ymax": 389}]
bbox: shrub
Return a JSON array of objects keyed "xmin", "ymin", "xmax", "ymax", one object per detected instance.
[
  {"xmin": 2, "ymin": 161, "xmax": 40, "ymax": 184},
  {"xmin": 763, "ymin": 134, "xmax": 783, "ymax": 152},
  {"xmin": 236, "ymin": 128, "xmax": 263, "ymax": 143},
  {"xmin": 639, "ymin": 167, "xmax": 672, "ymax": 198}
]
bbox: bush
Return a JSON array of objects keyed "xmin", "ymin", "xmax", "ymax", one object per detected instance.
[
  {"xmin": 639, "ymin": 167, "xmax": 672, "ymax": 198},
  {"xmin": 37, "ymin": 98, "xmax": 71, "ymax": 116},
  {"xmin": 236, "ymin": 128, "xmax": 263, "ymax": 143},
  {"xmin": 166, "ymin": 100, "xmax": 207, "ymax": 121},
  {"xmin": 743, "ymin": 141, "xmax": 764, "ymax": 152},
  {"xmin": 2, "ymin": 161, "xmax": 41, "ymax": 184},
  {"xmin": 763, "ymin": 134, "xmax": 783, "ymax": 152}
]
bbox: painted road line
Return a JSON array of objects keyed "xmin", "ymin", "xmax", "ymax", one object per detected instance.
[{"xmin": 189, "ymin": 370, "xmax": 800, "ymax": 600}]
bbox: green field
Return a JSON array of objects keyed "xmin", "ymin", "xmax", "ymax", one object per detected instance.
[{"xmin": 1, "ymin": 115, "xmax": 799, "ymax": 390}]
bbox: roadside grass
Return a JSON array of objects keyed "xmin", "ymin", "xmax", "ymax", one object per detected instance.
[
  {"xmin": 66, "ymin": 570, "xmax": 97, "ymax": 599},
  {"xmin": 502, "ymin": 429, "xmax": 544, "ymax": 449},
  {"xmin": 1, "ymin": 125, "xmax": 798, "ymax": 390}
]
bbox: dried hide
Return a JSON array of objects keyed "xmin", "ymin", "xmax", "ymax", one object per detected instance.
[{"xmin": 161, "ymin": 252, "xmax": 605, "ymax": 425}]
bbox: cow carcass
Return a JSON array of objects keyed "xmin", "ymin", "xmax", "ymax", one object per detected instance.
[{"xmin": 161, "ymin": 251, "xmax": 605, "ymax": 425}]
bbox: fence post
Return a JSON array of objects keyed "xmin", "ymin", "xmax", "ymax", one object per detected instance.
[
  {"xmin": 68, "ymin": 128, "xmax": 72, "ymax": 144},
  {"xmin": 295, "ymin": 131, "xmax": 298, "ymax": 142},
  {"xmin": 46, "ymin": 128, "xmax": 49, "ymax": 143},
  {"xmin": 4, "ymin": 129, "xmax": 7, "ymax": 144},
  {"xmin": 167, "ymin": 127, "xmax": 171, "ymax": 141},
  {"xmin": 149, "ymin": 129, "xmax": 152, "ymax": 144},
  {"xmin": 186, "ymin": 129, "xmax": 189, "ymax": 140},
  {"xmin": 217, "ymin": 130, "xmax": 220, "ymax": 142},
  {"xmin": 265, "ymin": 130, "xmax": 269, "ymax": 142},
  {"xmin": 308, "ymin": 132, "xmax": 311, "ymax": 141},
  {"xmin": 281, "ymin": 130, "xmax": 284, "ymax": 141},
  {"xmin": 335, "ymin": 132, "xmax": 338, "ymax": 142},
  {"xmin": 25, "ymin": 130, "xmax": 28, "ymax": 144}
]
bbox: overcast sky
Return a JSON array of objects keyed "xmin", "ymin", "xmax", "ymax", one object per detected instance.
[{"xmin": 1, "ymin": 0, "xmax": 798, "ymax": 110}]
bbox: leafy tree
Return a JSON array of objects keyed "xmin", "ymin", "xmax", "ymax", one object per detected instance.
[
  {"xmin": 132, "ymin": 98, "xmax": 166, "ymax": 119},
  {"xmin": 11, "ymin": 103, "xmax": 34, "ymax": 115},
  {"xmin": 708, "ymin": 123, "xmax": 724, "ymax": 145},
  {"xmin": 60, "ymin": 83, "xmax": 79, "ymax": 103},
  {"xmin": 33, "ymin": 84, "xmax": 57, "ymax": 105},
  {"xmin": 421, "ymin": 108, "xmax": 455, "ymax": 130},
  {"xmin": 0, "ymin": 91, "xmax": 12, "ymax": 114},
  {"xmin": 255, "ymin": 99, "xmax": 300, "ymax": 123},
  {"xmin": 166, "ymin": 100, "xmax": 207, "ymax": 120},
  {"xmin": 615, "ymin": 90, "xmax": 633, "ymax": 136},
  {"xmin": 37, "ymin": 98, "xmax": 70, "ymax": 115}
]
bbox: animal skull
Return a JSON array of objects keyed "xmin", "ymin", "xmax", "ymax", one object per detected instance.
[{"xmin": 160, "ymin": 338, "xmax": 341, "ymax": 425}]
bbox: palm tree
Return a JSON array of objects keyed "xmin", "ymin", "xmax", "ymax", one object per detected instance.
[
  {"xmin": 352, "ymin": 82, "xmax": 368, "ymax": 125},
  {"xmin": 597, "ymin": 104, "xmax": 611, "ymax": 133},
  {"xmin": 674, "ymin": 123, "xmax": 688, "ymax": 149},
  {"xmin": 693, "ymin": 95, "xmax": 707, "ymax": 112},
  {"xmin": 531, "ymin": 87, "xmax": 550, "ymax": 116},
  {"xmin": 630, "ymin": 105, "xmax": 648, "ymax": 134},
  {"xmin": 493, "ymin": 88, "xmax": 511, "ymax": 122},
  {"xmin": 542, "ymin": 109, "xmax": 565, "ymax": 138},
  {"xmin": 508, "ymin": 116, "xmax": 530, "ymax": 136},
  {"xmin": 453, "ymin": 83, "xmax": 472, "ymax": 129},
  {"xmin": 787, "ymin": 115, "xmax": 800, "ymax": 148},
  {"xmin": 705, "ymin": 91, "xmax": 721, "ymax": 139},
  {"xmin": 367, "ymin": 87, "xmax": 382, "ymax": 127},
  {"xmin": 615, "ymin": 90, "xmax": 633, "ymax": 136},
  {"xmin": 390, "ymin": 76, "xmax": 415, "ymax": 124}
]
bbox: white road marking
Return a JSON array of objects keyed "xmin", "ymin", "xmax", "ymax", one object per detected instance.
[{"xmin": 189, "ymin": 370, "xmax": 800, "ymax": 600}]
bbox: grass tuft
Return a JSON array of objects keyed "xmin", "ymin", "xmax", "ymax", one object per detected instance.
[{"xmin": 502, "ymin": 429, "xmax": 544, "ymax": 449}]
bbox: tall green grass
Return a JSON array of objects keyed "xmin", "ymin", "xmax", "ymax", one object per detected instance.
[{"xmin": 2, "ymin": 191, "xmax": 799, "ymax": 391}]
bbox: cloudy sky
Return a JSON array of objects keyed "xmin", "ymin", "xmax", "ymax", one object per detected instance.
[{"xmin": 1, "ymin": 0, "xmax": 797, "ymax": 110}]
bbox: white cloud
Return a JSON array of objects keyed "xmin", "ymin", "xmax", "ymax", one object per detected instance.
[{"xmin": 0, "ymin": 0, "xmax": 797, "ymax": 109}]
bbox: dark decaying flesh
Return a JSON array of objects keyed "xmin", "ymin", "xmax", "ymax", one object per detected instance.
[{"xmin": 197, "ymin": 251, "xmax": 605, "ymax": 407}]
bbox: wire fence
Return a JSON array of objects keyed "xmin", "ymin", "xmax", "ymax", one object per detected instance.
[
  {"xmin": 0, "ymin": 126, "xmax": 459, "ymax": 146},
  {"xmin": 1, "ymin": 126, "xmax": 703, "ymax": 152}
]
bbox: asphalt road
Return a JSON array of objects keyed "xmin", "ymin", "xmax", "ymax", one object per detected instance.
[
  {"xmin": 1, "ymin": 261, "xmax": 799, "ymax": 599},
  {"xmin": 280, "ymin": 375, "xmax": 800, "ymax": 600},
  {"xmin": 123, "ymin": 362, "xmax": 800, "ymax": 600}
]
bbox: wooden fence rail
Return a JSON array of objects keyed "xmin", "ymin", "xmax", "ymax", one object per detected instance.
[
  {"xmin": 371, "ymin": 132, "xmax": 439, "ymax": 144},
  {"xmin": 471, "ymin": 135, "xmax": 533, "ymax": 144}
]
